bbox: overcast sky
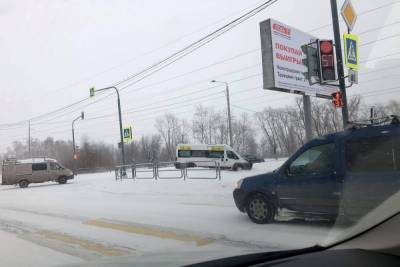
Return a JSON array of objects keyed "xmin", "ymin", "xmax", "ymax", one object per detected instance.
[{"xmin": 0, "ymin": 0, "xmax": 399, "ymax": 153}]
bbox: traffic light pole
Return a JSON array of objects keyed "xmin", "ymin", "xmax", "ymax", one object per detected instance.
[
  {"xmin": 72, "ymin": 114, "xmax": 83, "ymax": 175},
  {"xmin": 330, "ymin": 0, "xmax": 349, "ymax": 128},
  {"xmin": 92, "ymin": 86, "xmax": 126, "ymax": 173}
]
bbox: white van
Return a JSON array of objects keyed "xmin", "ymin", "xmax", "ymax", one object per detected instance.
[{"xmin": 175, "ymin": 144, "xmax": 252, "ymax": 171}]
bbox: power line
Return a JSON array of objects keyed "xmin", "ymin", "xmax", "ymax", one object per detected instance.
[
  {"xmin": 360, "ymin": 51, "xmax": 400, "ymax": 63},
  {"xmin": 33, "ymin": 65, "xmax": 262, "ymax": 125},
  {"xmin": 308, "ymin": 1, "xmax": 400, "ymax": 32},
  {"xmin": 0, "ymin": 1, "xmax": 274, "ymax": 128},
  {"xmin": 357, "ymin": 20, "xmax": 400, "ymax": 35},
  {"xmin": 359, "ymin": 64, "xmax": 400, "ymax": 75},
  {"xmin": 360, "ymin": 33, "xmax": 400, "ymax": 47},
  {"xmin": 32, "ymin": 0, "xmax": 267, "ymax": 97},
  {"xmin": 1, "ymin": 1, "xmax": 398, "ymax": 130},
  {"xmin": 113, "ymin": 0, "xmax": 278, "ymax": 88}
]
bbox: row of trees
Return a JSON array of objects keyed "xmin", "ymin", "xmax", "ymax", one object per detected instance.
[{"xmin": 2, "ymin": 96, "xmax": 399, "ymax": 170}]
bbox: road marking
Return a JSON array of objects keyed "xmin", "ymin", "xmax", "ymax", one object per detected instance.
[
  {"xmin": 37, "ymin": 230, "xmax": 128, "ymax": 257},
  {"xmin": 83, "ymin": 219, "xmax": 213, "ymax": 246},
  {"xmin": 179, "ymin": 202, "xmax": 232, "ymax": 207}
]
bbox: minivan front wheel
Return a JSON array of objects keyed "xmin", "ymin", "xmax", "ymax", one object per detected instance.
[
  {"xmin": 58, "ymin": 176, "xmax": 67, "ymax": 184},
  {"xmin": 246, "ymin": 193, "xmax": 274, "ymax": 224},
  {"xmin": 18, "ymin": 180, "xmax": 29, "ymax": 188}
]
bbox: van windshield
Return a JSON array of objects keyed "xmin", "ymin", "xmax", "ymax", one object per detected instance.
[
  {"xmin": 227, "ymin": 150, "xmax": 239, "ymax": 160},
  {"xmin": 50, "ymin": 162, "xmax": 63, "ymax": 170}
]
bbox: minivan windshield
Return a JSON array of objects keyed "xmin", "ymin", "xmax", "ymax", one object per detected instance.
[{"xmin": 0, "ymin": 1, "xmax": 398, "ymax": 266}]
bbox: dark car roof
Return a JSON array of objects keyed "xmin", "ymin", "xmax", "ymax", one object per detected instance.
[{"xmin": 309, "ymin": 123, "xmax": 399, "ymax": 145}]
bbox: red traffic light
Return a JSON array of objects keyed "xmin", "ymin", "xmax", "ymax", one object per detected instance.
[
  {"xmin": 319, "ymin": 41, "xmax": 333, "ymax": 54},
  {"xmin": 318, "ymin": 40, "xmax": 336, "ymax": 82},
  {"xmin": 332, "ymin": 91, "xmax": 343, "ymax": 108}
]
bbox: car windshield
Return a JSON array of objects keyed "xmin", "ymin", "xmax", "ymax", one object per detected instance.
[{"xmin": 0, "ymin": 1, "xmax": 399, "ymax": 266}]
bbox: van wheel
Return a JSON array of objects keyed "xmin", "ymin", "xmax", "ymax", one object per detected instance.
[
  {"xmin": 58, "ymin": 176, "xmax": 67, "ymax": 184},
  {"xmin": 19, "ymin": 180, "xmax": 29, "ymax": 188},
  {"xmin": 232, "ymin": 164, "xmax": 242, "ymax": 171},
  {"xmin": 246, "ymin": 193, "xmax": 274, "ymax": 224}
]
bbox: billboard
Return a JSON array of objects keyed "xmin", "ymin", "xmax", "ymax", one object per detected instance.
[{"xmin": 260, "ymin": 19, "xmax": 337, "ymax": 98}]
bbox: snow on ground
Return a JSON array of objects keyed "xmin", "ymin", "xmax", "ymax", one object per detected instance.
[{"xmin": 0, "ymin": 158, "xmax": 333, "ymax": 266}]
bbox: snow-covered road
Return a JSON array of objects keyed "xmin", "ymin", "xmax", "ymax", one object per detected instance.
[{"xmin": 0, "ymin": 159, "xmax": 332, "ymax": 266}]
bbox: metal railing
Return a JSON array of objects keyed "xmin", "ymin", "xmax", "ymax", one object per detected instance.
[
  {"xmin": 156, "ymin": 162, "xmax": 185, "ymax": 180},
  {"xmin": 115, "ymin": 164, "xmax": 133, "ymax": 180},
  {"xmin": 183, "ymin": 160, "xmax": 221, "ymax": 180},
  {"xmin": 115, "ymin": 161, "xmax": 221, "ymax": 181},
  {"xmin": 133, "ymin": 163, "xmax": 157, "ymax": 180}
]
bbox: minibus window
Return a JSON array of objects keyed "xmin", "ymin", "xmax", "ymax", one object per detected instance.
[{"xmin": 178, "ymin": 150, "xmax": 191, "ymax": 157}]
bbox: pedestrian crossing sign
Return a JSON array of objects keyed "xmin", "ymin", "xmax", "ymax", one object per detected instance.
[
  {"xmin": 343, "ymin": 33, "xmax": 359, "ymax": 70},
  {"xmin": 123, "ymin": 126, "xmax": 133, "ymax": 142}
]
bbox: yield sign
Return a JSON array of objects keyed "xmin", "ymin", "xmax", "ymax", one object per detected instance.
[{"xmin": 341, "ymin": 0, "xmax": 357, "ymax": 31}]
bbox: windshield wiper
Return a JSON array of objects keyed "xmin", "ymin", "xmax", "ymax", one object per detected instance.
[{"xmin": 185, "ymin": 245, "xmax": 324, "ymax": 267}]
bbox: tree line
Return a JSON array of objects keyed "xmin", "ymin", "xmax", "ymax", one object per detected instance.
[{"xmin": 2, "ymin": 96, "xmax": 399, "ymax": 171}]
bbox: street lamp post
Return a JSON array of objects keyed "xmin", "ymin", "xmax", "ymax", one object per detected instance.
[
  {"xmin": 211, "ymin": 80, "xmax": 233, "ymax": 147},
  {"xmin": 72, "ymin": 112, "xmax": 84, "ymax": 175},
  {"xmin": 90, "ymin": 86, "xmax": 126, "ymax": 174}
]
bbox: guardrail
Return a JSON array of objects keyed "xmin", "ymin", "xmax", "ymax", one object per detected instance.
[{"xmin": 115, "ymin": 161, "xmax": 221, "ymax": 181}]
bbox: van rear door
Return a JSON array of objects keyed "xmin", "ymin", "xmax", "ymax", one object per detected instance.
[
  {"xmin": 2, "ymin": 164, "xmax": 17, "ymax": 185},
  {"xmin": 342, "ymin": 131, "xmax": 400, "ymax": 220}
]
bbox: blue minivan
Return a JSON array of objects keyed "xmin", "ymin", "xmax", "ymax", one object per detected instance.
[{"xmin": 233, "ymin": 118, "xmax": 400, "ymax": 224}]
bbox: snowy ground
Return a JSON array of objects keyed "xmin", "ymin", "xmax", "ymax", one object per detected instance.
[{"xmin": 0, "ymin": 159, "xmax": 333, "ymax": 266}]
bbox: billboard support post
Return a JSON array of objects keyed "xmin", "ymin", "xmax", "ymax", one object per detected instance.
[{"xmin": 303, "ymin": 95, "xmax": 313, "ymax": 141}]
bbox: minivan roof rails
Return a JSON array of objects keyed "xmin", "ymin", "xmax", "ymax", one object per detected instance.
[{"xmin": 347, "ymin": 115, "xmax": 399, "ymax": 129}]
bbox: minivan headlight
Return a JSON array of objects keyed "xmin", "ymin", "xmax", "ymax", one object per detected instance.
[{"xmin": 235, "ymin": 179, "xmax": 244, "ymax": 189}]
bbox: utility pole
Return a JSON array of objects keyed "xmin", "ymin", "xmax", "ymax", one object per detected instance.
[
  {"xmin": 28, "ymin": 120, "xmax": 31, "ymax": 157},
  {"xmin": 90, "ymin": 86, "xmax": 126, "ymax": 173},
  {"xmin": 331, "ymin": 0, "xmax": 349, "ymax": 128},
  {"xmin": 211, "ymin": 80, "xmax": 233, "ymax": 147},
  {"xmin": 72, "ymin": 112, "xmax": 84, "ymax": 175}
]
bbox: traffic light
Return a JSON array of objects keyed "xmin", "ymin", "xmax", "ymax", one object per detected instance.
[
  {"xmin": 89, "ymin": 87, "xmax": 95, "ymax": 97},
  {"xmin": 318, "ymin": 40, "xmax": 336, "ymax": 82},
  {"xmin": 332, "ymin": 91, "xmax": 343, "ymax": 108},
  {"xmin": 301, "ymin": 43, "xmax": 319, "ymax": 85}
]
